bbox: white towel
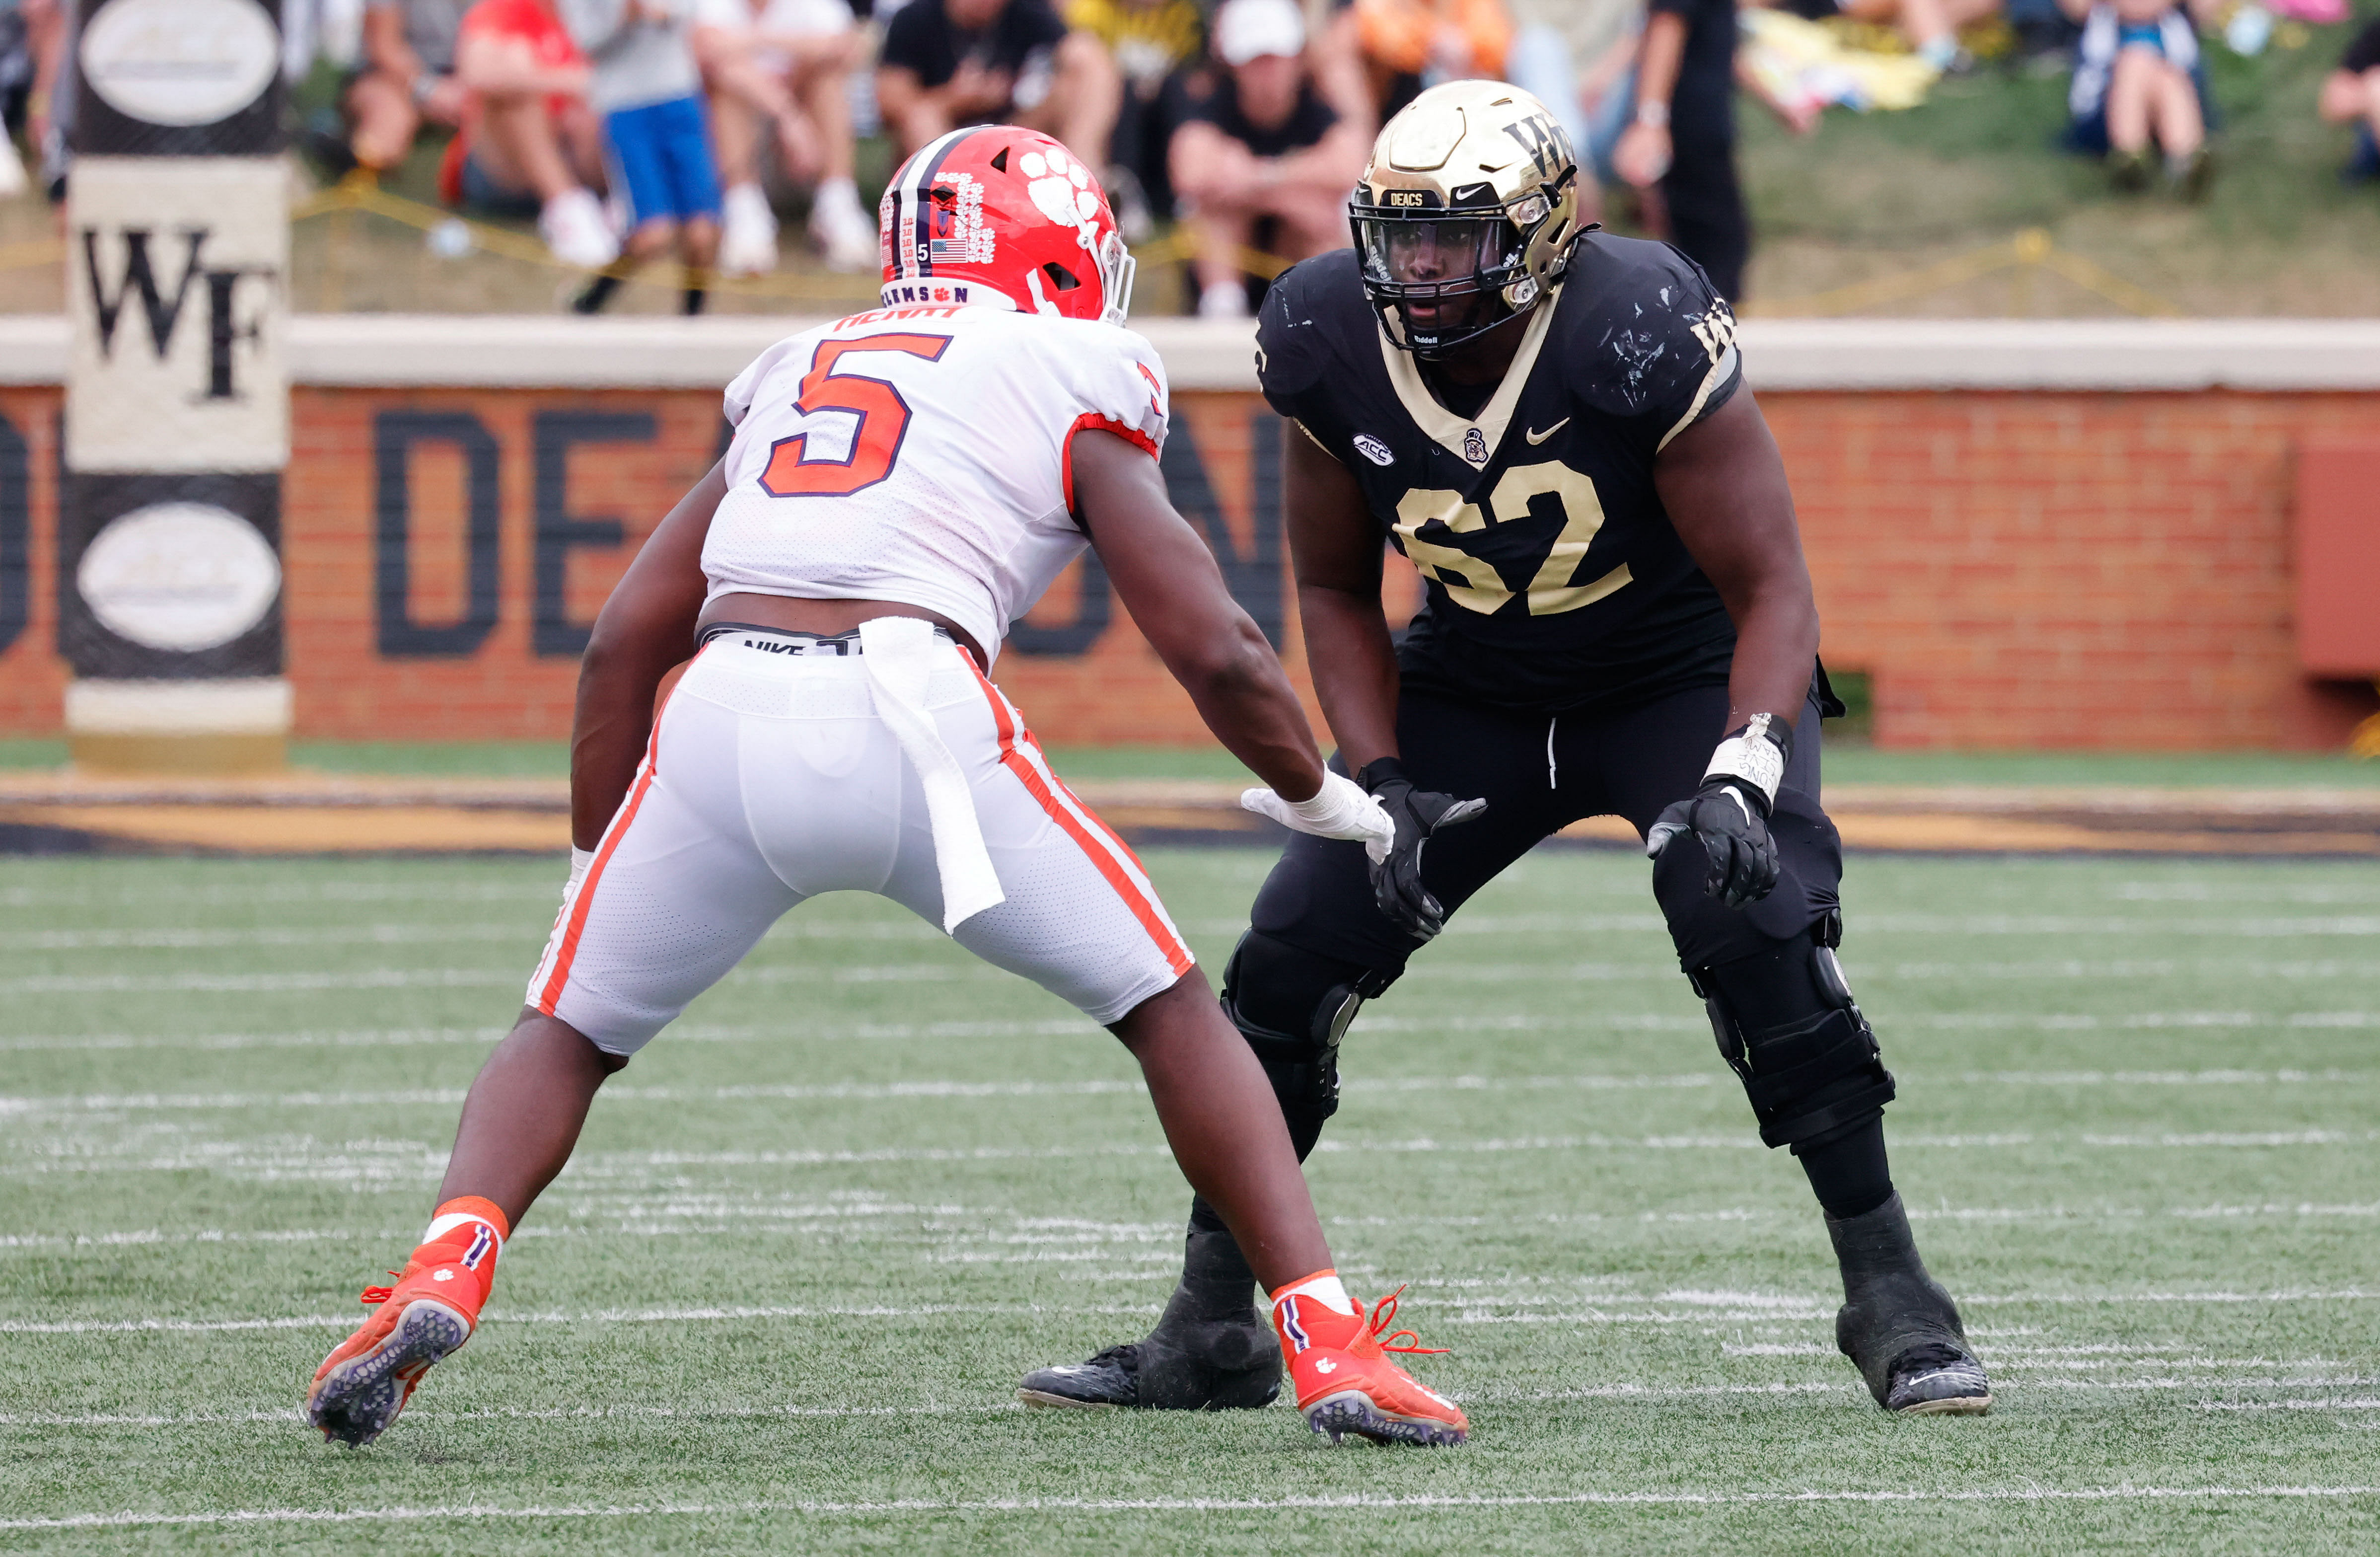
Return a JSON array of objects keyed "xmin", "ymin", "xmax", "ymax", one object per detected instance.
[{"xmin": 857, "ymin": 616, "xmax": 1006, "ymax": 933}]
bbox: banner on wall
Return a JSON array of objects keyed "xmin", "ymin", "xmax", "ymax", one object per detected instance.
[{"xmin": 61, "ymin": 0, "xmax": 289, "ymax": 774}]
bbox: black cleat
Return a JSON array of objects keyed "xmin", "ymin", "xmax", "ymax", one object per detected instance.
[
  {"xmin": 1017, "ymin": 1343, "xmax": 1142, "ymax": 1410},
  {"xmin": 1828, "ymin": 1193, "xmax": 1993, "ymax": 1416},
  {"xmin": 1883, "ymin": 1341, "xmax": 1995, "ymax": 1415},
  {"xmin": 1017, "ymin": 1228, "xmax": 1282, "ymax": 1411}
]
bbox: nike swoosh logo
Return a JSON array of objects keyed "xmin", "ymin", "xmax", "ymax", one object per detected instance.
[{"xmin": 1524, "ymin": 418, "xmax": 1570, "ymax": 445}]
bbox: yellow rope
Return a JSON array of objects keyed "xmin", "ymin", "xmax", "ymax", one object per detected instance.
[
  {"xmin": 0, "ymin": 236, "xmax": 64, "ymax": 272},
  {"xmin": 2, "ymin": 176, "xmax": 2189, "ymax": 319},
  {"xmin": 1748, "ymin": 227, "xmax": 2183, "ymax": 318}
]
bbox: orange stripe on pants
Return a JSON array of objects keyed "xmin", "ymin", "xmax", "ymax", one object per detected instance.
[
  {"xmin": 961, "ymin": 650, "xmax": 1193, "ymax": 976},
  {"xmin": 536, "ymin": 718, "xmax": 665, "ymax": 1014}
]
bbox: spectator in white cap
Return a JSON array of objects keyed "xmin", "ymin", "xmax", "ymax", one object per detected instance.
[{"xmin": 1167, "ymin": 0, "xmax": 1369, "ymax": 317}]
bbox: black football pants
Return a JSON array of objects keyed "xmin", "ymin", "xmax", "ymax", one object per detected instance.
[
  {"xmin": 1248, "ymin": 680, "xmax": 1839, "ymax": 984},
  {"xmin": 1183, "ymin": 679, "xmax": 1886, "ymax": 1250}
]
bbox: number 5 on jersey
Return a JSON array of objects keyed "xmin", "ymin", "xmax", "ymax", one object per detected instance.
[{"xmin": 760, "ymin": 333, "xmax": 954, "ymax": 499}]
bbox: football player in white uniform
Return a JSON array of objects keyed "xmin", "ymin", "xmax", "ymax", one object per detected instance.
[{"xmin": 305, "ymin": 126, "xmax": 1470, "ymax": 1451}]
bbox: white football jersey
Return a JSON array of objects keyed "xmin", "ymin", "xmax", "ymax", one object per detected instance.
[{"xmin": 707, "ymin": 303, "xmax": 1170, "ymax": 663}]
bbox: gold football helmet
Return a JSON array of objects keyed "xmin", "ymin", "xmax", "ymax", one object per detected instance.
[{"xmin": 1350, "ymin": 80, "xmax": 1585, "ymax": 358}]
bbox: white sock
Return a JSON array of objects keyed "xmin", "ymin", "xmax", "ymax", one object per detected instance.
[
  {"xmin": 1198, "ymin": 281, "xmax": 1248, "ymax": 319},
  {"xmin": 814, "ymin": 177, "xmax": 861, "ymax": 218},
  {"xmin": 422, "ymin": 1210, "xmax": 505, "ymax": 1254},
  {"xmin": 1272, "ymin": 1270, "xmax": 1355, "ymax": 1317}
]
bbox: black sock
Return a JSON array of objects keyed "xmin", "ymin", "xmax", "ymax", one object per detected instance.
[
  {"xmin": 1797, "ymin": 1117, "xmax": 1894, "ymax": 1220},
  {"xmin": 572, "ymin": 273, "xmax": 622, "ymax": 314},
  {"xmin": 680, "ymin": 286, "xmax": 707, "ymax": 315}
]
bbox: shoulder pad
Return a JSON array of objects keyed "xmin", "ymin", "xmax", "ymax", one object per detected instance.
[
  {"xmin": 1255, "ymin": 251, "xmax": 1366, "ymax": 406},
  {"xmin": 1560, "ymin": 237, "xmax": 1741, "ymax": 425}
]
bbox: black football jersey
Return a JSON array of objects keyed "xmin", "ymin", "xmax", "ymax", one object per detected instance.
[{"xmin": 1256, "ymin": 235, "xmax": 1745, "ymax": 716}]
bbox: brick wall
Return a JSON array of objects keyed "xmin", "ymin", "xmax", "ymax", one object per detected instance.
[{"xmin": 0, "ymin": 382, "xmax": 2372, "ymax": 749}]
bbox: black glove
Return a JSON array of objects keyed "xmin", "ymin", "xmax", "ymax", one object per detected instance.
[
  {"xmin": 1648, "ymin": 715, "xmax": 1795, "ymax": 909},
  {"xmin": 1358, "ymin": 757, "xmax": 1488, "ymax": 942},
  {"xmin": 1647, "ymin": 778, "xmax": 1778, "ymax": 908}
]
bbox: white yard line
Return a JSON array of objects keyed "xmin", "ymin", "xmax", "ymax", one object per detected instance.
[
  {"xmin": 0, "ymin": 920, "xmax": 946, "ymax": 952},
  {"xmin": 18, "ymin": 1065, "xmax": 2380, "ymax": 1112},
  {"xmin": 0, "ymin": 1302, "xmax": 1168, "ymax": 1334},
  {"xmin": 8, "ymin": 1486, "xmax": 2380, "ymax": 1530},
  {"xmin": 0, "ymin": 965, "xmax": 988, "ymax": 996},
  {"xmin": 13, "ymin": 1286, "xmax": 2380, "ymax": 1336},
  {"xmin": 18, "ymin": 1126, "xmax": 2377, "ymax": 1181},
  {"xmin": 0, "ymin": 882, "xmax": 557, "ymax": 910},
  {"xmin": 0, "ymin": 1019, "xmax": 1094, "ymax": 1052},
  {"xmin": 1431, "ymin": 912, "xmax": 2380, "ymax": 938}
]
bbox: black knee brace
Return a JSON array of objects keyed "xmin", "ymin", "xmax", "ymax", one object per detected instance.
[
  {"xmin": 1690, "ymin": 909, "xmax": 1896, "ymax": 1154},
  {"xmin": 1219, "ymin": 930, "xmax": 1390, "ymax": 1157}
]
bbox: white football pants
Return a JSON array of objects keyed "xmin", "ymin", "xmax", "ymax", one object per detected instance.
[{"xmin": 526, "ymin": 625, "xmax": 1193, "ymax": 1054}]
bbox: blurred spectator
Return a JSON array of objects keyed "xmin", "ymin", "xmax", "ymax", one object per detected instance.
[
  {"xmin": 346, "ymin": 0, "xmax": 473, "ymax": 170},
  {"xmin": 556, "ymin": 0, "xmax": 726, "ymax": 312},
  {"xmin": 1612, "ymin": 0, "xmax": 1749, "ymax": 301},
  {"xmin": 0, "ymin": 0, "xmax": 62, "ymax": 200},
  {"xmin": 2061, "ymin": 0, "xmax": 2216, "ymax": 196},
  {"xmin": 1503, "ymin": 0, "xmax": 1643, "ymax": 222},
  {"xmin": 693, "ymin": 0, "xmax": 875, "ymax": 273},
  {"xmin": 1063, "ymin": 0, "xmax": 1207, "ymax": 231},
  {"xmin": 2319, "ymin": 15, "xmax": 2380, "ymax": 182},
  {"xmin": 440, "ymin": 0, "xmax": 620, "ymax": 268},
  {"xmin": 1351, "ymin": 0, "xmax": 1511, "ymax": 120},
  {"xmin": 1754, "ymin": 0, "xmax": 1993, "ymax": 74},
  {"xmin": 0, "ymin": 0, "xmax": 38, "ymax": 195},
  {"xmin": 1168, "ymin": 0, "xmax": 1368, "ymax": 317},
  {"xmin": 876, "ymin": 0, "xmax": 1120, "ymax": 169}
]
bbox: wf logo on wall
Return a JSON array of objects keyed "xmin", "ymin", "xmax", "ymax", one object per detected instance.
[{"xmin": 68, "ymin": 160, "xmax": 285, "ymax": 473}]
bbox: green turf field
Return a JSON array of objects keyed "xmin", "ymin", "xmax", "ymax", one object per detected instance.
[
  {"xmin": 4, "ymin": 848, "xmax": 2379, "ymax": 1552},
  {"xmin": 4, "ymin": 737, "xmax": 2376, "ymax": 788}
]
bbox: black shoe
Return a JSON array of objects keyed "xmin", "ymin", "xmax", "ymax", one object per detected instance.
[
  {"xmin": 1017, "ymin": 1227, "xmax": 1282, "ymax": 1410},
  {"xmin": 571, "ymin": 273, "xmax": 623, "ymax": 314},
  {"xmin": 1828, "ymin": 1193, "xmax": 1993, "ymax": 1416}
]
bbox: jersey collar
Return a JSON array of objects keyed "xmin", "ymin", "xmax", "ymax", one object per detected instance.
[{"xmin": 1375, "ymin": 285, "xmax": 1563, "ymax": 470}]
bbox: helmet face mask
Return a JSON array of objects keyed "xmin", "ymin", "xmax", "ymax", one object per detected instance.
[
  {"xmin": 1354, "ymin": 209, "xmax": 1525, "ymax": 348},
  {"xmin": 1350, "ymin": 83, "xmax": 1585, "ymax": 359}
]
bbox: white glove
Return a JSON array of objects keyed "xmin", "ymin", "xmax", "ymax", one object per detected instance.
[
  {"xmin": 1240, "ymin": 772, "xmax": 1396, "ymax": 863},
  {"xmin": 566, "ymin": 845, "xmax": 595, "ymax": 894}
]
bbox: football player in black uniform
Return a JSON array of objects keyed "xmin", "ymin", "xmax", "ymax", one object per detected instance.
[{"xmin": 1021, "ymin": 81, "xmax": 1993, "ymax": 1419}]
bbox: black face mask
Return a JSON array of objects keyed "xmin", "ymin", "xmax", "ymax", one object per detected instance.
[{"xmin": 1353, "ymin": 212, "xmax": 1526, "ymax": 358}]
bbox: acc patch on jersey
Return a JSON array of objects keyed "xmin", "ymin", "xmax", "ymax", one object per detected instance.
[{"xmin": 1352, "ymin": 433, "xmax": 1395, "ymax": 466}]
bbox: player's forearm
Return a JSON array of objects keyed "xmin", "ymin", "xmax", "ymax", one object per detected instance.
[
  {"xmin": 568, "ymin": 633, "xmax": 682, "ymax": 850},
  {"xmin": 1297, "ymin": 583, "xmax": 1402, "ymax": 771},
  {"xmin": 1175, "ymin": 619, "xmax": 1327, "ymax": 802},
  {"xmin": 568, "ymin": 461, "xmax": 726, "ymax": 848},
  {"xmin": 1722, "ymin": 587, "xmax": 1820, "ymax": 732}
]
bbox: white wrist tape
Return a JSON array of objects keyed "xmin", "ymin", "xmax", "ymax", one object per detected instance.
[
  {"xmin": 1240, "ymin": 773, "xmax": 1397, "ymax": 862},
  {"xmin": 1702, "ymin": 712, "xmax": 1787, "ymax": 810},
  {"xmin": 567, "ymin": 845, "xmax": 596, "ymax": 892}
]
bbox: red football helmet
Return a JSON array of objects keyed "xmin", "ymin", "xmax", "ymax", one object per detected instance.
[{"xmin": 878, "ymin": 125, "xmax": 1136, "ymax": 325}]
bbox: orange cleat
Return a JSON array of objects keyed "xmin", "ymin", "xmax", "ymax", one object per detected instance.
[
  {"xmin": 305, "ymin": 1205, "xmax": 503, "ymax": 1448},
  {"xmin": 1272, "ymin": 1282, "xmax": 1468, "ymax": 1447}
]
